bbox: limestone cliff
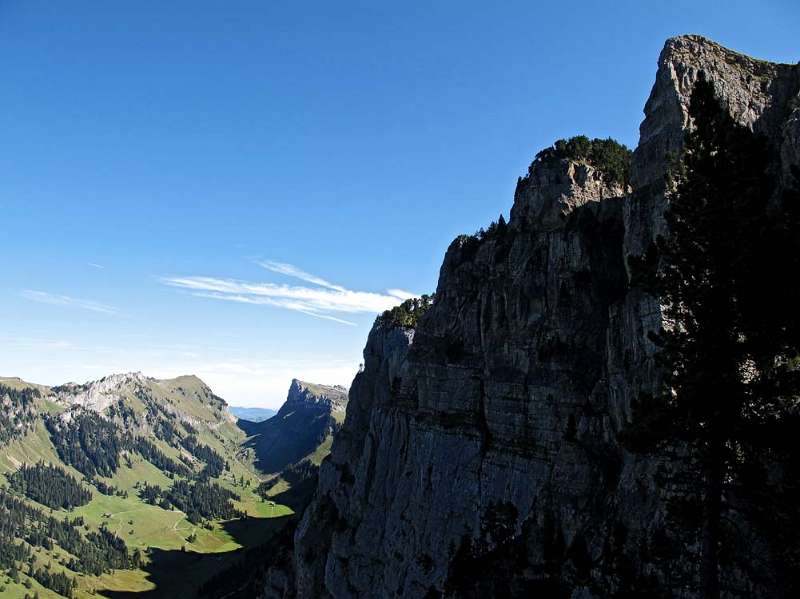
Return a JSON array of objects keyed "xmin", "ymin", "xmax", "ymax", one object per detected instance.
[
  {"xmin": 267, "ymin": 36, "xmax": 800, "ymax": 598},
  {"xmin": 241, "ymin": 379, "xmax": 348, "ymax": 474}
]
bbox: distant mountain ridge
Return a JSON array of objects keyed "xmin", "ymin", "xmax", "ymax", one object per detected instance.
[
  {"xmin": 239, "ymin": 379, "xmax": 348, "ymax": 475},
  {"xmin": 229, "ymin": 406, "xmax": 277, "ymax": 422},
  {"xmin": 0, "ymin": 372, "xmax": 294, "ymax": 597}
]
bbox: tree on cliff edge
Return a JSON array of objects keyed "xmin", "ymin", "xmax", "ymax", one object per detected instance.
[{"xmin": 627, "ymin": 75, "xmax": 800, "ymax": 598}]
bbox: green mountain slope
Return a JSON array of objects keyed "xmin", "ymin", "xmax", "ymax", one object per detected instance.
[{"xmin": 0, "ymin": 374, "xmax": 294, "ymax": 598}]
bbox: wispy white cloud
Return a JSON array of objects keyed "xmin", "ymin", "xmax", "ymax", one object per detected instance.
[
  {"xmin": 386, "ymin": 288, "xmax": 416, "ymax": 300},
  {"xmin": 161, "ymin": 261, "xmax": 416, "ymax": 325},
  {"xmin": 21, "ymin": 290, "xmax": 118, "ymax": 315},
  {"xmin": 87, "ymin": 263, "xmax": 105, "ymax": 269},
  {"xmin": 257, "ymin": 260, "xmax": 343, "ymax": 291}
]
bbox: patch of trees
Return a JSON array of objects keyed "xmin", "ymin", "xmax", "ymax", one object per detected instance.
[
  {"xmin": 45, "ymin": 408, "xmax": 198, "ymax": 481},
  {"xmin": 137, "ymin": 482, "xmax": 163, "ymax": 505},
  {"xmin": 81, "ymin": 527, "xmax": 133, "ymax": 571},
  {"xmin": 30, "ymin": 566, "xmax": 76, "ymax": 598},
  {"xmin": 531, "ymin": 135, "xmax": 632, "ymax": 186},
  {"xmin": 8, "ymin": 462, "xmax": 91, "ymax": 510},
  {"xmin": 153, "ymin": 418, "xmax": 179, "ymax": 444},
  {"xmin": 139, "ymin": 479, "xmax": 242, "ymax": 524},
  {"xmin": 0, "ymin": 384, "xmax": 40, "ymax": 443},
  {"xmin": 473, "ymin": 214, "xmax": 509, "ymax": 243},
  {"xmin": 378, "ymin": 294, "xmax": 435, "ymax": 329},
  {"xmin": 45, "ymin": 411, "xmax": 122, "ymax": 477},
  {"xmin": 105, "ymin": 399, "xmax": 136, "ymax": 426},
  {"xmin": 91, "ymin": 478, "xmax": 127, "ymax": 498},
  {"xmin": 0, "ymin": 488, "xmax": 133, "ymax": 578},
  {"xmin": 165, "ymin": 479, "xmax": 242, "ymax": 524},
  {"xmin": 180, "ymin": 435, "xmax": 226, "ymax": 479},
  {"xmin": 0, "ymin": 536, "xmax": 32, "ymax": 570},
  {"xmin": 450, "ymin": 214, "xmax": 512, "ymax": 265},
  {"xmin": 133, "ymin": 437, "xmax": 191, "ymax": 477}
]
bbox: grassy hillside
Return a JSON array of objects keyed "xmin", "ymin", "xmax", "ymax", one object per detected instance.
[{"xmin": 0, "ymin": 375, "xmax": 294, "ymax": 598}]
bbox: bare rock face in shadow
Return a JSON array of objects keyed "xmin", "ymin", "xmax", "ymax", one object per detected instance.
[
  {"xmin": 267, "ymin": 36, "xmax": 800, "ymax": 599},
  {"xmin": 239, "ymin": 379, "xmax": 347, "ymax": 474}
]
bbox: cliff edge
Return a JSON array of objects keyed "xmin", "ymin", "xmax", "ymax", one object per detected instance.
[{"xmin": 267, "ymin": 36, "xmax": 800, "ymax": 598}]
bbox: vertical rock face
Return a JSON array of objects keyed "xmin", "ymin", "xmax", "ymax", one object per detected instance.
[
  {"xmin": 626, "ymin": 35, "xmax": 800, "ymax": 258},
  {"xmin": 273, "ymin": 36, "xmax": 800, "ymax": 598},
  {"xmin": 241, "ymin": 379, "xmax": 348, "ymax": 474},
  {"xmin": 283, "ymin": 379, "xmax": 349, "ymax": 414}
]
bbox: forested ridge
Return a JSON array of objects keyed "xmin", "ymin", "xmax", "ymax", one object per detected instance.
[
  {"xmin": 8, "ymin": 462, "xmax": 91, "ymax": 510},
  {"xmin": 0, "ymin": 383, "xmax": 40, "ymax": 443}
]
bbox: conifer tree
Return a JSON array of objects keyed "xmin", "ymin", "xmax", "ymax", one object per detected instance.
[{"xmin": 627, "ymin": 74, "xmax": 800, "ymax": 597}]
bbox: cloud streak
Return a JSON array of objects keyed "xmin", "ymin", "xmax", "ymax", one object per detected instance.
[
  {"xmin": 257, "ymin": 260, "xmax": 343, "ymax": 291},
  {"xmin": 21, "ymin": 290, "xmax": 118, "ymax": 315},
  {"xmin": 162, "ymin": 262, "xmax": 415, "ymax": 325}
]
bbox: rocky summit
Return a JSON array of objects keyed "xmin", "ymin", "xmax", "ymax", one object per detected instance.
[
  {"xmin": 240, "ymin": 379, "xmax": 348, "ymax": 475},
  {"xmin": 261, "ymin": 36, "xmax": 800, "ymax": 598}
]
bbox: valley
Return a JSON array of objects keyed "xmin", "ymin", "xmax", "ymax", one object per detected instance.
[{"xmin": 0, "ymin": 373, "xmax": 336, "ymax": 598}]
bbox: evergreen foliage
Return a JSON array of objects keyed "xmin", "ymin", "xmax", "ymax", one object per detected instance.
[
  {"xmin": 162, "ymin": 480, "xmax": 242, "ymax": 524},
  {"xmin": 532, "ymin": 135, "xmax": 632, "ymax": 186},
  {"xmin": 138, "ymin": 480, "xmax": 242, "ymax": 523},
  {"xmin": 138, "ymin": 482, "xmax": 163, "ymax": 506},
  {"xmin": 45, "ymin": 411, "xmax": 122, "ymax": 477},
  {"xmin": 133, "ymin": 437, "xmax": 192, "ymax": 477},
  {"xmin": 45, "ymin": 409, "xmax": 194, "ymax": 479},
  {"xmin": 451, "ymin": 213, "xmax": 510, "ymax": 266},
  {"xmin": 180, "ymin": 435, "xmax": 226, "ymax": 479},
  {"xmin": 30, "ymin": 567, "xmax": 76, "ymax": 598},
  {"xmin": 0, "ymin": 384, "xmax": 40, "ymax": 443},
  {"xmin": 0, "ymin": 489, "xmax": 132, "ymax": 577},
  {"xmin": 91, "ymin": 478, "xmax": 127, "ymax": 497},
  {"xmin": 378, "ymin": 294, "xmax": 435, "ymax": 329},
  {"xmin": 0, "ymin": 536, "xmax": 32, "ymax": 570},
  {"xmin": 153, "ymin": 418, "xmax": 179, "ymax": 443},
  {"xmin": 8, "ymin": 462, "xmax": 91, "ymax": 510}
]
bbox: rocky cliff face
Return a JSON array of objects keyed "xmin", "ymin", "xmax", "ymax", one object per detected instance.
[
  {"xmin": 48, "ymin": 372, "xmax": 233, "ymax": 430},
  {"xmin": 50, "ymin": 372, "xmax": 152, "ymax": 413},
  {"xmin": 282, "ymin": 379, "xmax": 349, "ymax": 414},
  {"xmin": 267, "ymin": 36, "xmax": 800, "ymax": 598},
  {"xmin": 241, "ymin": 379, "xmax": 348, "ymax": 474}
]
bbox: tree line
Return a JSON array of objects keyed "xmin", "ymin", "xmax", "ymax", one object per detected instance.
[
  {"xmin": 0, "ymin": 487, "xmax": 133, "ymax": 595},
  {"xmin": 137, "ymin": 479, "xmax": 242, "ymax": 524},
  {"xmin": 0, "ymin": 384, "xmax": 40, "ymax": 444},
  {"xmin": 8, "ymin": 462, "xmax": 91, "ymax": 510}
]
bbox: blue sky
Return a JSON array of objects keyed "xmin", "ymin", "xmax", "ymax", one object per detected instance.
[{"xmin": 1, "ymin": 1, "xmax": 797, "ymax": 407}]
